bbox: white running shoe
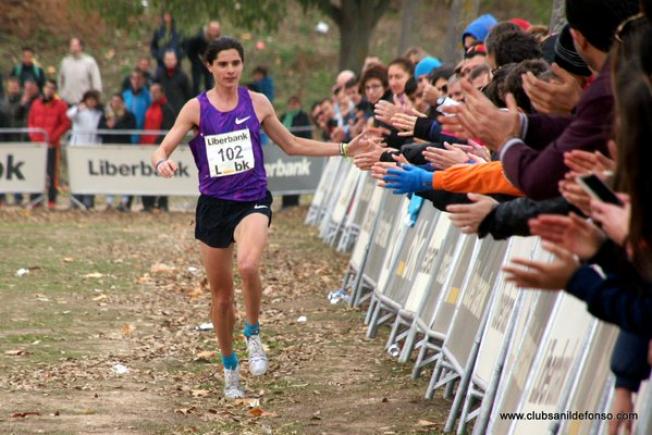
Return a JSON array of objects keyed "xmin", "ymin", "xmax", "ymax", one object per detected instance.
[
  {"xmin": 223, "ymin": 365, "xmax": 245, "ymax": 399},
  {"xmin": 246, "ymin": 335, "xmax": 268, "ymax": 376}
]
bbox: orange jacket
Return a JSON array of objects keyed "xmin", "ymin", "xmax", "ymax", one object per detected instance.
[{"xmin": 432, "ymin": 161, "xmax": 523, "ymax": 197}]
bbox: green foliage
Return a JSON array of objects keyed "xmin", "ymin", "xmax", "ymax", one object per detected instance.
[{"xmin": 72, "ymin": 0, "xmax": 288, "ymax": 32}]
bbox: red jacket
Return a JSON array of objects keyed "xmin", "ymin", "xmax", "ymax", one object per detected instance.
[
  {"xmin": 28, "ymin": 97, "xmax": 71, "ymax": 148},
  {"xmin": 142, "ymin": 96, "xmax": 175, "ymax": 145}
]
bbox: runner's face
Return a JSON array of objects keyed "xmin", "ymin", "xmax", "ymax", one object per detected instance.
[{"xmin": 208, "ymin": 49, "xmax": 243, "ymax": 88}]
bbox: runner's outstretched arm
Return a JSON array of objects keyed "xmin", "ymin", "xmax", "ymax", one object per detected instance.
[
  {"xmin": 252, "ymin": 92, "xmax": 375, "ymax": 157},
  {"xmin": 151, "ymin": 99, "xmax": 200, "ymax": 178}
]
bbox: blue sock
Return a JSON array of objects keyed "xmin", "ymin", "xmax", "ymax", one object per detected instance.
[
  {"xmin": 243, "ymin": 321, "xmax": 260, "ymax": 338},
  {"xmin": 222, "ymin": 352, "xmax": 239, "ymax": 370}
]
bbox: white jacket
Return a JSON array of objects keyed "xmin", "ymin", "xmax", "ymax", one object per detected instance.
[{"xmin": 66, "ymin": 105, "xmax": 102, "ymax": 146}]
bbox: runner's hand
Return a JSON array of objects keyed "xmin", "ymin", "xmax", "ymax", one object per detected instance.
[
  {"xmin": 347, "ymin": 132, "xmax": 380, "ymax": 157},
  {"xmin": 157, "ymin": 159, "xmax": 178, "ymax": 178}
]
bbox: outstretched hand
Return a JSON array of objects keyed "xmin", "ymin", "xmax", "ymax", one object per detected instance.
[
  {"xmin": 528, "ymin": 213, "xmax": 605, "ymax": 260},
  {"xmin": 446, "ymin": 193, "xmax": 498, "ymax": 234},
  {"xmin": 522, "ymin": 63, "xmax": 582, "ymax": 115},
  {"xmin": 347, "ymin": 132, "xmax": 382, "ymax": 157},
  {"xmin": 437, "ymin": 81, "xmax": 521, "ymax": 150},
  {"xmin": 382, "ymin": 164, "xmax": 433, "ymax": 195},
  {"xmin": 503, "ymin": 242, "xmax": 580, "ymax": 290}
]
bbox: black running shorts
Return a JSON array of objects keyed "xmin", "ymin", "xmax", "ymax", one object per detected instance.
[{"xmin": 195, "ymin": 191, "xmax": 273, "ymax": 248}]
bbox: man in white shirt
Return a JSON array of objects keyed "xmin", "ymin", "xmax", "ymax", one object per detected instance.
[{"xmin": 58, "ymin": 37, "xmax": 102, "ymax": 105}]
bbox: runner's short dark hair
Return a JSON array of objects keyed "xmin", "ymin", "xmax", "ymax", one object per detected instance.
[{"xmin": 204, "ymin": 36, "xmax": 245, "ymax": 64}]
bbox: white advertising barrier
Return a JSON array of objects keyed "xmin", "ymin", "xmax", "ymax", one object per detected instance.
[
  {"xmin": 348, "ymin": 171, "xmax": 376, "ymax": 231},
  {"xmin": 382, "ymin": 205, "xmax": 440, "ymax": 309},
  {"xmin": 509, "ymin": 294, "xmax": 595, "ymax": 435},
  {"xmin": 473, "ymin": 237, "xmax": 539, "ymax": 392},
  {"xmin": 559, "ymin": 322, "xmax": 618, "ymax": 435},
  {"xmin": 337, "ymin": 171, "xmax": 375, "ymax": 253},
  {"xmin": 365, "ymin": 194, "xmax": 411, "ymax": 337},
  {"xmin": 360, "ymin": 191, "xmax": 405, "ymax": 290},
  {"xmin": 349, "ymin": 184, "xmax": 384, "ymax": 273},
  {"xmin": 367, "ymin": 204, "xmax": 439, "ymax": 340},
  {"xmin": 324, "ymin": 163, "xmax": 362, "ymax": 246},
  {"xmin": 67, "ymin": 144, "xmax": 326, "ymax": 196},
  {"xmin": 411, "ymin": 232, "xmax": 475, "ymax": 382},
  {"xmin": 67, "ymin": 145, "xmax": 197, "ymax": 196},
  {"xmin": 0, "ymin": 142, "xmax": 48, "ymax": 193},
  {"xmin": 398, "ymin": 213, "xmax": 454, "ymax": 363},
  {"xmin": 459, "ymin": 236, "xmax": 539, "ymax": 434},
  {"xmin": 443, "ymin": 237, "xmax": 509, "ymax": 375},
  {"xmin": 414, "ymin": 219, "xmax": 462, "ymax": 334},
  {"xmin": 428, "ymin": 234, "xmax": 478, "ymax": 338},
  {"xmin": 306, "ymin": 156, "xmax": 340, "ymax": 225},
  {"xmin": 487, "ymin": 287, "xmax": 560, "ymax": 435},
  {"xmin": 318, "ymin": 158, "xmax": 350, "ymax": 238},
  {"xmin": 348, "ymin": 184, "xmax": 386, "ymax": 307}
]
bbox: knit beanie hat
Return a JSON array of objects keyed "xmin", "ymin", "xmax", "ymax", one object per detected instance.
[
  {"xmin": 415, "ymin": 56, "xmax": 443, "ymax": 78},
  {"xmin": 554, "ymin": 24, "xmax": 592, "ymax": 77}
]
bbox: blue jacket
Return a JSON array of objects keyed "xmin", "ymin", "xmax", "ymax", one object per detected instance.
[
  {"xmin": 122, "ymin": 88, "xmax": 151, "ymax": 143},
  {"xmin": 462, "ymin": 14, "xmax": 498, "ymax": 44},
  {"xmin": 254, "ymin": 76, "xmax": 275, "ymax": 102},
  {"xmin": 611, "ymin": 331, "xmax": 650, "ymax": 392}
]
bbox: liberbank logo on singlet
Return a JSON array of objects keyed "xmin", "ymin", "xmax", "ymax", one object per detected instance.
[{"xmin": 205, "ymin": 128, "xmax": 255, "ymax": 177}]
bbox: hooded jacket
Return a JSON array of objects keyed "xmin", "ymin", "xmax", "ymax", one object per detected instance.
[{"xmin": 462, "ymin": 14, "xmax": 498, "ymax": 45}]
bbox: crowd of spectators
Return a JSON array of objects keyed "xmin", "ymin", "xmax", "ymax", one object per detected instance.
[
  {"xmin": 0, "ymin": 14, "xmax": 285, "ymax": 211},
  {"xmin": 301, "ymin": 2, "xmax": 649, "ymax": 433}
]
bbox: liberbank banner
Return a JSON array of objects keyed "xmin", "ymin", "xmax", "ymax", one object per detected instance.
[
  {"xmin": 66, "ymin": 144, "xmax": 325, "ymax": 196},
  {"xmin": 0, "ymin": 143, "xmax": 48, "ymax": 193}
]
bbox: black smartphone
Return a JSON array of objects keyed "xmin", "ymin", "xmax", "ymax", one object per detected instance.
[{"xmin": 577, "ymin": 174, "xmax": 624, "ymax": 206}]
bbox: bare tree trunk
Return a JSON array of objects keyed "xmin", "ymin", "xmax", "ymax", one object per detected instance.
[
  {"xmin": 549, "ymin": 0, "xmax": 566, "ymax": 34},
  {"xmin": 444, "ymin": 0, "xmax": 481, "ymax": 64},
  {"xmin": 398, "ymin": 0, "xmax": 420, "ymax": 56},
  {"xmin": 315, "ymin": 0, "xmax": 390, "ymax": 73}
]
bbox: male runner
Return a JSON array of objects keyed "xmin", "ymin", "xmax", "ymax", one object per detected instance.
[{"xmin": 152, "ymin": 37, "xmax": 373, "ymax": 398}]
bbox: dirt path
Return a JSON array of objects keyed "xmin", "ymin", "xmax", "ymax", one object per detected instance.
[{"xmin": 0, "ymin": 207, "xmax": 448, "ymax": 434}]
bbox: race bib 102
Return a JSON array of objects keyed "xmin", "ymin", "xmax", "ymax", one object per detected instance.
[{"xmin": 205, "ymin": 128, "xmax": 255, "ymax": 177}]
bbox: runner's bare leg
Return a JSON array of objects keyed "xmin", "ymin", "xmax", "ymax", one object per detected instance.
[
  {"xmin": 200, "ymin": 243, "xmax": 236, "ymax": 356},
  {"xmin": 234, "ymin": 213, "xmax": 270, "ymax": 325}
]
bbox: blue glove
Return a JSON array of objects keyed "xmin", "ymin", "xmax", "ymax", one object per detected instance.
[{"xmin": 383, "ymin": 164, "xmax": 434, "ymax": 195}]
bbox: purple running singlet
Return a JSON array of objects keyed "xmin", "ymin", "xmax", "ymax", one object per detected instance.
[{"xmin": 188, "ymin": 87, "xmax": 267, "ymax": 201}]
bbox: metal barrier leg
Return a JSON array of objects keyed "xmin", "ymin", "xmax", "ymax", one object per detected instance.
[
  {"xmin": 69, "ymin": 195, "xmax": 88, "ymax": 210},
  {"xmin": 456, "ymin": 384, "xmax": 479, "ymax": 435},
  {"xmin": 385, "ymin": 315, "xmax": 402, "ymax": 350},
  {"xmin": 412, "ymin": 337, "xmax": 429, "ymax": 380},
  {"xmin": 366, "ymin": 299, "xmax": 382, "ymax": 338},
  {"xmin": 27, "ymin": 194, "xmax": 45, "ymax": 209},
  {"xmin": 446, "ymin": 368, "xmax": 474, "ymax": 432},
  {"xmin": 444, "ymin": 378, "xmax": 457, "ymax": 400},
  {"xmin": 364, "ymin": 293, "xmax": 377, "ymax": 325},
  {"xmin": 399, "ymin": 322, "xmax": 419, "ymax": 363}
]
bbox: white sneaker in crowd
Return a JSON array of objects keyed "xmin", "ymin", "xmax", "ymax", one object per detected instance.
[
  {"xmin": 223, "ymin": 365, "xmax": 245, "ymax": 399},
  {"xmin": 246, "ymin": 335, "xmax": 269, "ymax": 376}
]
